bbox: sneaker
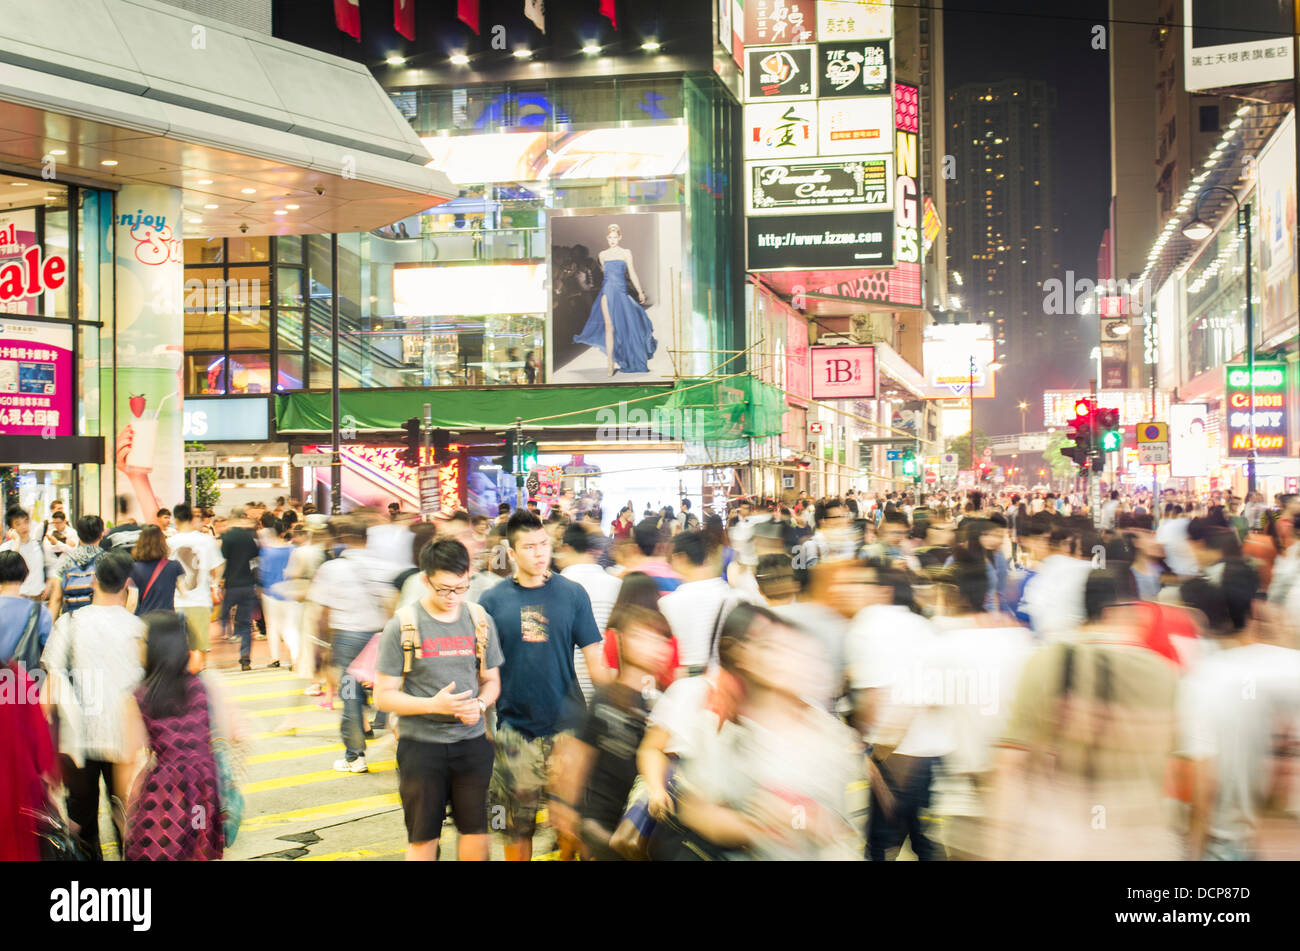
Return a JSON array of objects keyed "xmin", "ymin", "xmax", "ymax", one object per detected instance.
[
  {"xmin": 333, "ymin": 757, "xmax": 368, "ymax": 773},
  {"xmin": 267, "ymin": 660, "xmax": 281, "ymax": 669},
  {"xmin": 240, "ymin": 661, "xmax": 252, "ymax": 672},
  {"xmin": 304, "ymin": 684, "xmax": 324, "ymax": 697}
]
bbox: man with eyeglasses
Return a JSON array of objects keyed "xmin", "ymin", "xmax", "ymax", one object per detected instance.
[{"xmin": 375, "ymin": 538, "xmax": 503, "ymax": 861}]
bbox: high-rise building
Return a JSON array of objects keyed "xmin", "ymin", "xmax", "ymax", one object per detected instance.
[{"xmin": 945, "ymin": 79, "xmax": 1064, "ymax": 432}]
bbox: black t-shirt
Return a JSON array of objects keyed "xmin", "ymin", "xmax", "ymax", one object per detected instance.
[
  {"xmin": 130, "ymin": 558, "xmax": 185, "ymax": 614},
  {"xmin": 577, "ymin": 683, "xmax": 651, "ymax": 830},
  {"xmin": 220, "ymin": 527, "xmax": 260, "ymax": 588}
]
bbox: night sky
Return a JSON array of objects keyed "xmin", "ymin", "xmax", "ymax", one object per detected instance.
[{"xmin": 944, "ymin": 0, "xmax": 1111, "ymax": 427}]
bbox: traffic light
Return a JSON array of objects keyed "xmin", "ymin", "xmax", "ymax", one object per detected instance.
[
  {"xmin": 900, "ymin": 449, "xmax": 917, "ymax": 477},
  {"xmin": 520, "ymin": 439, "xmax": 539, "ymax": 472},
  {"xmin": 491, "ymin": 431, "xmax": 517, "ymax": 472},
  {"xmin": 1096, "ymin": 408, "xmax": 1121, "ymax": 453},
  {"xmin": 431, "ymin": 428, "xmax": 452, "ymax": 465},
  {"xmin": 400, "ymin": 416, "xmax": 421, "ymax": 467},
  {"xmin": 1062, "ymin": 398, "xmax": 1095, "ymax": 468}
]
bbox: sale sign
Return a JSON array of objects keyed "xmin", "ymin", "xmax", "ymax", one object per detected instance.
[
  {"xmin": 809, "ymin": 344, "xmax": 876, "ymax": 400},
  {"xmin": 0, "ymin": 318, "xmax": 73, "ymax": 436}
]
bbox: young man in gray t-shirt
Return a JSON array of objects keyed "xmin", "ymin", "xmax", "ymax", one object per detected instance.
[{"xmin": 375, "ymin": 538, "xmax": 503, "ymax": 861}]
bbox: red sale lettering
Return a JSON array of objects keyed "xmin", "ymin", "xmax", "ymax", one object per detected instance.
[{"xmin": 0, "ymin": 243, "xmax": 68, "ymax": 303}]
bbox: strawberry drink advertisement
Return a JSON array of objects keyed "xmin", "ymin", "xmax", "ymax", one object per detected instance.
[{"xmin": 113, "ymin": 185, "xmax": 184, "ymax": 522}]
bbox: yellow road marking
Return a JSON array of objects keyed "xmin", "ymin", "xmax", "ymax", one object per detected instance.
[
  {"xmin": 243, "ymin": 701, "xmax": 341, "ymax": 719},
  {"xmin": 227, "ymin": 687, "xmax": 315, "ymax": 703},
  {"xmin": 246, "ymin": 743, "xmax": 344, "ymax": 765},
  {"xmin": 298, "ymin": 847, "xmax": 407, "ymax": 862},
  {"xmin": 243, "ymin": 759, "xmax": 396, "ymax": 794},
  {"xmin": 249, "ymin": 726, "xmax": 334, "ymax": 740},
  {"xmin": 239, "ymin": 793, "xmax": 401, "ymax": 832}
]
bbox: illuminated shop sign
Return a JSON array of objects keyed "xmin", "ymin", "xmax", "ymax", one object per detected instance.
[
  {"xmin": 746, "ymin": 155, "xmax": 892, "ymax": 215},
  {"xmin": 1226, "ymin": 363, "xmax": 1289, "ymax": 457}
]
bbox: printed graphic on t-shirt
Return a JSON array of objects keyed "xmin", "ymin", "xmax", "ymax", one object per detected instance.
[
  {"xmin": 421, "ymin": 634, "xmax": 475, "ymax": 657},
  {"xmin": 521, "ymin": 606, "xmax": 549, "ymax": 643}
]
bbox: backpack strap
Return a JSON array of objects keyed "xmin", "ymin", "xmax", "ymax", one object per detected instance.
[
  {"xmin": 465, "ymin": 601, "xmax": 489, "ymax": 670},
  {"xmin": 398, "ymin": 605, "xmax": 421, "ymax": 679}
]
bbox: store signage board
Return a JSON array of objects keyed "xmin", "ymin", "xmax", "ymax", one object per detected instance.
[
  {"xmin": 746, "ymin": 155, "xmax": 892, "ymax": 215},
  {"xmin": 418, "ymin": 465, "xmax": 440, "ymax": 516},
  {"xmin": 747, "ymin": 210, "xmax": 894, "ymax": 271},
  {"xmin": 746, "ymin": 45, "xmax": 816, "ymax": 101},
  {"xmin": 809, "ymin": 344, "xmax": 876, "ymax": 400},
  {"xmin": 745, "ymin": 0, "xmax": 816, "ymax": 45},
  {"xmin": 292, "ymin": 452, "xmax": 334, "ymax": 467},
  {"xmin": 782, "ymin": 473, "xmax": 796, "ymax": 489},
  {"xmin": 1225, "ymin": 362, "xmax": 1289, "ymax": 457},
  {"xmin": 818, "ymin": 40, "xmax": 891, "ymax": 97},
  {"xmin": 817, "ymin": 0, "xmax": 893, "ymax": 40},
  {"xmin": 184, "ymin": 451, "xmax": 217, "ymax": 468},
  {"xmin": 818, "ymin": 96, "xmax": 893, "ymax": 155},
  {"xmin": 744, "ymin": 100, "xmax": 819, "ymax": 160},
  {"xmin": 1182, "ymin": 0, "xmax": 1293, "ymax": 92},
  {"xmin": 0, "ymin": 317, "xmax": 73, "ymax": 437},
  {"xmin": 182, "ymin": 396, "xmax": 269, "ymax": 442}
]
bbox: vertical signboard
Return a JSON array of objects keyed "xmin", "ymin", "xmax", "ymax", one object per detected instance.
[
  {"xmin": 1258, "ymin": 112, "xmax": 1297, "ymax": 349},
  {"xmin": 113, "ymin": 185, "xmax": 184, "ymax": 521},
  {"xmin": 1226, "ymin": 363, "xmax": 1289, "ymax": 457},
  {"xmin": 0, "ymin": 318, "xmax": 73, "ymax": 437},
  {"xmin": 810, "ymin": 344, "xmax": 876, "ymax": 400},
  {"xmin": 1169, "ymin": 402, "xmax": 1212, "ymax": 477}
]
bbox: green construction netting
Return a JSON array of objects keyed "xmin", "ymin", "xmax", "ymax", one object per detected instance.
[
  {"xmin": 649, "ymin": 376, "xmax": 787, "ymax": 442},
  {"xmin": 276, "ymin": 384, "xmax": 674, "ymax": 432}
]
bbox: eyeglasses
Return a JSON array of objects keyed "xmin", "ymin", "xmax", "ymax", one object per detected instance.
[{"xmin": 432, "ymin": 582, "xmax": 471, "ymax": 596}]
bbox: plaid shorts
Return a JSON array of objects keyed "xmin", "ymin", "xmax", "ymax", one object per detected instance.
[{"xmin": 489, "ymin": 719, "xmax": 572, "ymax": 839}]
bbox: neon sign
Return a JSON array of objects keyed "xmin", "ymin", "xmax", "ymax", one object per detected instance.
[{"xmin": 1225, "ymin": 362, "xmax": 1288, "ymax": 457}]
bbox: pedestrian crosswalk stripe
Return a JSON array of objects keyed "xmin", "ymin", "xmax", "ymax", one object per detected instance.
[
  {"xmin": 239, "ymin": 793, "xmax": 401, "ymax": 832},
  {"xmin": 246, "ymin": 743, "xmax": 345, "ymax": 766},
  {"xmin": 249, "ymin": 726, "xmax": 336, "ymax": 740},
  {"xmin": 242, "ymin": 701, "xmax": 342, "ymax": 718},
  {"xmin": 227, "ymin": 687, "xmax": 316, "ymax": 703},
  {"xmin": 297, "ymin": 847, "xmax": 407, "ymax": 861},
  {"xmin": 225, "ymin": 675, "xmax": 313, "ymax": 689},
  {"xmin": 243, "ymin": 759, "xmax": 396, "ymax": 794}
]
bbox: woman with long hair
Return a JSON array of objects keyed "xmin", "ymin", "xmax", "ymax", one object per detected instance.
[
  {"xmin": 602, "ymin": 571, "xmax": 678, "ymax": 688},
  {"xmin": 120, "ymin": 612, "xmax": 226, "ymax": 861}
]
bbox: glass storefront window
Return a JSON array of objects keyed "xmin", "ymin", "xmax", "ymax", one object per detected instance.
[
  {"xmin": 186, "ymin": 353, "xmax": 227, "ymax": 395},
  {"xmin": 227, "ymin": 308, "xmax": 270, "ymax": 350},
  {"xmin": 185, "ymin": 237, "xmax": 225, "ymax": 264},
  {"xmin": 184, "ymin": 309, "xmax": 224, "ymax": 351},
  {"xmin": 277, "ymin": 268, "xmax": 304, "ymax": 305},
  {"xmin": 227, "ymin": 353, "xmax": 271, "ymax": 394},
  {"xmin": 226, "ymin": 235, "xmax": 270, "ymax": 262},
  {"xmin": 277, "ymin": 235, "xmax": 303, "ymax": 264},
  {"xmin": 277, "ymin": 351, "xmax": 303, "ymax": 392}
]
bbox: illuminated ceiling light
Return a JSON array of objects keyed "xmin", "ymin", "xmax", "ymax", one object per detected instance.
[
  {"xmin": 450, "ymin": 52, "xmax": 470, "ymax": 65},
  {"xmin": 9, "ymin": 181, "xmax": 27, "ymax": 186},
  {"xmin": 386, "ymin": 55, "xmax": 405, "ymax": 66},
  {"xmin": 203, "ymin": 203, "xmax": 219, "ymax": 209},
  {"xmin": 188, "ymin": 217, "xmax": 202, "ymax": 224},
  {"xmin": 641, "ymin": 40, "xmax": 662, "ymax": 51},
  {"xmin": 285, "ymin": 204, "xmax": 300, "ymax": 210},
  {"xmin": 1182, "ymin": 217, "xmax": 1213, "ymax": 241},
  {"xmin": 240, "ymin": 187, "xmax": 256, "ymax": 194},
  {"xmin": 100, "ymin": 159, "xmax": 118, "ymax": 166},
  {"xmin": 49, "ymin": 149, "xmax": 66, "ymax": 156},
  {"xmin": 1229, "ymin": 117, "xmax": 1244, "ymax": 129},
  {"xmin": 512, "ymin": 48, "xmax": 532, "ymax": 59},
  {"xmin": 1236, "ymin": 104, "xmax": 1250, "ymax": 116},
  {"xmin": 581, "ymin": 42, "xmax": 600, "ymax": 54},
  {"xmin": 273, "ymin": 209, "xmax": 288, "ymax": 215},
  {"xmin": 197, "ymin": 178, "xmax": 213, "ymax": 185}
]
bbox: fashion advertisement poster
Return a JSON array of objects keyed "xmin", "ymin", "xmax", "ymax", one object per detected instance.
[{"xmin": 549, "ymin": 210, "xmax": 680, "ymax": 383}]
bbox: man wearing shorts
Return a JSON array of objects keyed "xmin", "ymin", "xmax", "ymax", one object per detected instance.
[
  {"xmin": 375, "ymin": 539, "xmax": 502, "ymax": 860},
  {"xmin": 168, "ymin": 503, "xmax": 223, "ymax": 660},
  {"xmin": 479, "ymin": 510, "xmax": 610, "ymax": 861}
]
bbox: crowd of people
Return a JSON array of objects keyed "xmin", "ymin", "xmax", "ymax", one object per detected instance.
[{"xmin": 2, "ymin": 482, "xmax": 1299, "ymax": 862}]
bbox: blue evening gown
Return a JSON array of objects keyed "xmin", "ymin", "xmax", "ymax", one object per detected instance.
[{"xmin": 573, "ymin": 258, "xmax": 658, "ymax": 374}]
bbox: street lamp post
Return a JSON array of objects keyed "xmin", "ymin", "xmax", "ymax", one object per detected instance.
[
  {"xmin": 969, "ymin": 354, "xmax": 976, "ymax": 475},
  {"xmin": 1018, "ymin": 400, "xmax": 1028, "ymax": 436},
  {"xmin": 1182, "ymin": 187, "xmax": 1256, "ymax": 494}
]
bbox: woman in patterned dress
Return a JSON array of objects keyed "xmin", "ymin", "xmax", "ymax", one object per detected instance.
[{"xmin": 121, "ymin": 612, "xmax": 224, "ymax": 860}]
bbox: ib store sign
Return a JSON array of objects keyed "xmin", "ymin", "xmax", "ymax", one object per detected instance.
[{"xmin": 810, "ymin": 344, "xmax": 876, "ymax": 400}]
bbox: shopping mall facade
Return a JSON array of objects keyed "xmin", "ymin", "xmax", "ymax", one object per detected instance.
[{"xmin": 2, "ymin": 0, "xmax": 948, "ymax": 523}]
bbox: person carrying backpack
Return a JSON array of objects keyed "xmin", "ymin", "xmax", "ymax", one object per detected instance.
[
  {"xmin": 374, "ymin": 538, "xmax": 503, "ymax": 861},
  {"xmin": 49, "ymin": 515, "xmax": 106, "ymax": 621},
  {"xmin": 0, "ymin": 550, "xmax": 52, "ymax": 667}
]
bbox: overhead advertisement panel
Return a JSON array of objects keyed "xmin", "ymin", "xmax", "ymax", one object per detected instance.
[
  {"xmin": 747, "ymin": 211, "xmax": 894, "ymax": 271},
  {"xmin": 818, "ymin": 40, "xmax": 892, "ymax": 97},
  {"xmin": 745, "ymin": 0, "xmax": 816, "ymax": 45},
  {"xmin": 744, "ymin": 100, "xmax": 819, "ymax": 160},
  {"xmin": 817, "ymin": 0, "xmax": 893, "ymax": 40},
  {"xmin": 746, "ymin": 45, "xmax": 817, "ymax": 101},
  {"xmin": 746, "ymin": 154, "xmax": 892, "ymax": 215},
  {"xmin": 818, "ymin": 96, "xmax": 893, "ymax": 154},
  {"xmin": 1182, "ymin": 0, "xmax": 1293, "ymax": 92}
]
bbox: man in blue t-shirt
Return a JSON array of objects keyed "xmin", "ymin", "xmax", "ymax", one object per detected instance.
[{"xmin": 479, "ymin": 509, "xmax": 611, "ymax": 861}]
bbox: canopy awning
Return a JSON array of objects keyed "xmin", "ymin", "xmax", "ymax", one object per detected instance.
[{"xmin": 0, "ymin": 0, "xmax": 455, "ymax": 235}]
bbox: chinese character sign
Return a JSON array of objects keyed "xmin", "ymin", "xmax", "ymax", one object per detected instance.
[
  {"xmin": 810, "ymin": 344, "xmax": 876, "ymax": 399},
  {"xmin": 0, "ymin": 318, "xmax": 73, "ymax": 436}
]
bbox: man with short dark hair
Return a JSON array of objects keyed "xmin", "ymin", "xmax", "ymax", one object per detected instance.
[
  {"xmin": 219, "ymin": 506, "xmax": 261, "ymax": 671},
  {"xmin": 49, "ymin": 515, "xmax": 105, "ymax": 619},
  {"xmin": 557, "ymin": 522, "xmax": 621, "ymax": 701},
  {"xmin": 41, "ymin": 510, "xmax": 75, "ymax": 583},
  {"xmin": 659, "ymin": 529, "xmax": 741, "ymax": 676},
  {"xmin": 1, "ymin": 505, "xmax": 44, "ymax": 599},
  {"xmin": 375, "ymin": 538, "xmax": 503, "ymax": 861},
  {"xmin": 100, "ymin": 495, "xmax": 142, "ymax": 551},
  {"xmin": 169, "ymin": 502, "xmax": 223, "ymax": 660},
  {"xmin": 479, "ymin": 509, "xmax": 611, "ymax": 861}
]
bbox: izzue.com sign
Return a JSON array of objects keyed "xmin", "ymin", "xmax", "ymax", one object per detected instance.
[
  {"xmin": 747, "ymin": 211, "xmax": 895, "ymax": 271},
  {"xmin": 747, "ymin": 155, "xmax": 892, "ymax": 215}
]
